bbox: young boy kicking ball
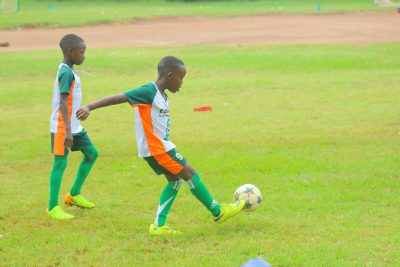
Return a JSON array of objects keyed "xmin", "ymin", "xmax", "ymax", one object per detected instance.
[{"xmin": 76, "ymin": 56, "xmax": 244, "ymax": 235}]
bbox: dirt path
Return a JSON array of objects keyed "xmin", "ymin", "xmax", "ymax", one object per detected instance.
[{"xmin": 0, "ymin": 12, "xmax": 399, "ymax": 51}]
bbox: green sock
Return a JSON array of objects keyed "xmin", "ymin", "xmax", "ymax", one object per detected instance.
[
  {"xmin": 70, "ymin": 145, "xmax": 98, "ymax": 197},
  {"xmin": 187, "ymin": 173, "xmax": 221, "ymax": 216},
  {"xmin": 48, "ymin": 155, "xmax": 68, "ymax": 211},
  {"xmin": 154, "ymin": 180, "xmax": 182, "ymax": 226}
]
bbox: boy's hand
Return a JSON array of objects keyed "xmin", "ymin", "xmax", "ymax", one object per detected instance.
[
  {"xmin": 65, "ymin": 131, "xmax": 73, "ymax": 149},
  {"xmin": 76, "ymin": 106, "xmax": 90, "ymax": 120}
]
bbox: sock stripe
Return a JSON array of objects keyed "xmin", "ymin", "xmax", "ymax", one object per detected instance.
[
  {"xmin": 187, "ymin": 180, "xmax": 195, "ymax": 189},
  {"xmin": 211, "ymin": 200, "xmax": 218, "ymax": 209},
  {"xmin": 187, "ymin": 173, "xmax": 221, "ymax": 216},
  {"xmin": 154, "ymin": 196, "xmax": 175, "ymax": 226},
  {"xmin": 173, "ymin": 180, "xmax": 182, "ymax": 190}
]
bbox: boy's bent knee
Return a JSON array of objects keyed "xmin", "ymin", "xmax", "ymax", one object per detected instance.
[
  {"xmin": 91, "ymin": 147, "xmax": 99, "ymax": 161},
  {"xmin": 179, "ymin": 164, "xmax": 196, "ymax": 181},
  {"xmin": 165, "ymin": 173, "xmax": 181, "ymax": 182},
  {"xmin": 84, "ymin": 145, "xmax": 99, "ymax": 162}
]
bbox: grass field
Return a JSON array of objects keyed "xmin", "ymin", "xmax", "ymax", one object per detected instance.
[
  {"xmin": 1, "ymin": 43, "xmax": 400, "ymax": 266},
  {"xmin": 0, "ymin": 0, "xmax": 387, "ymax": 29}
]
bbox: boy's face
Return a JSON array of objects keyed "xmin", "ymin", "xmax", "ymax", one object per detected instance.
[
  {"xmin": 67, "ymin": 41, "xmax": 86, "ymax": 65},
  {"xmin": 167, "ymin": 65, "xmax": 186, "ymax": 93}
]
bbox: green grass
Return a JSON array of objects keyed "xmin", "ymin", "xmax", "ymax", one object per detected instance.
[
  {"xmin": 1, "ymin": 43, "xmax": 400, "ymax": 266},
  {"xmin": 0, "ymin": 0, "xmax": 387, "ymax": 29}
]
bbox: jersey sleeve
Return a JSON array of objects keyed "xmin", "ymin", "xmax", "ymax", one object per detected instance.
[
  {"xmin": 58, "ymin": 68, "xmax": 75, "ymax": 95},
  {"xmin": 124, "ymin": 84, "xmax": 157, "ymax": 105}
]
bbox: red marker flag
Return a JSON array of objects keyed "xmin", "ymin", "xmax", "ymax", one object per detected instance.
[{"xmin": 193, "ymin": 106, "xmax": 213, "ymax": 111}]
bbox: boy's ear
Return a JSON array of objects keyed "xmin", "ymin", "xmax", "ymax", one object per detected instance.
[
  {"xmin": 167, "ymin": 72, "xmax": 173, "ymax": 79},
  {"xmin": 67, "ymin": 47, "xmax": 73, "ymax": 55}
]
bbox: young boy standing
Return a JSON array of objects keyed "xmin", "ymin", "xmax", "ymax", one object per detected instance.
[
  {"xmin": 47, "ymin": 34, "xmax": 98, "ymax": 219},
  {"xmin": 76, "ymin": 56, "xmax": 244, "ymax": 235}
]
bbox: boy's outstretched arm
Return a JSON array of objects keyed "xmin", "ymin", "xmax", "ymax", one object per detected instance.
[{"xmin": 76, "ymin": 94, "xmax": 128, "ymax": 120}]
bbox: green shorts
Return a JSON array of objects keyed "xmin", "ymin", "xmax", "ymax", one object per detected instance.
[
  {"xmin": 144, "ymin": 148, "xmax": 187, "ymax": 175},
  {"xmin": 51, "ymin": 129, "xmax": 93, "ymax": 156}
]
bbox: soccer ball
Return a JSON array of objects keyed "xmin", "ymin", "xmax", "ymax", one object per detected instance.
[{"xmin": 234, "ymin": 184, "xmax": 262, "ymax": 211}]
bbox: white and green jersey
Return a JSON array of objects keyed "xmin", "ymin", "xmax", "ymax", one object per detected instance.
[
  {"xmin": 50, "ymin": 63, "xmax": 83, "ymax": 134},
  {"xmin": 124, "ymin": 82, "xmax": 175, "ymax": 157}
]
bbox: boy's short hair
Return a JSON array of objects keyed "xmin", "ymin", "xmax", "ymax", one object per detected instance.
[
  {"xmin": 157, "ymin": 56, "xmax": 185, "ymax": 75},
  {"xmin": 59, "ymin": 34, "xmax": 84, "ymax": 52}
]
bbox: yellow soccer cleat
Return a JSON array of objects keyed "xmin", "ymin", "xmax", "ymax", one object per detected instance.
[
  {"xmin": 213, "ymin": 200, "xmax": 245, "ymax": 223},
  {"xmin": 149, "ymin": 224, "xmax": 183, "ymax": 236},
  {"xmin": 64, "ymin": 193, "xmax": 95, "ymax": 208},
  {"xmin": 47, "ymin": 205, "xmax": 75, "ymax": 220}
]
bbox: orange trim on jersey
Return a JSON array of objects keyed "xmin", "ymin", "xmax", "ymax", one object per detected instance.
[
  {"xmin": 133, "ymin": 103, "xmax": 168, "ymax": 156},
  {"xmin": 53, "ymin": 132, "xmax": 65, "ymax": 156},
  {"xmin": 56, "ymin": 80, "xmax": 75, "ymax": 133},
  {"xmin": 56, "ymin": 81, "xmax": 65, "ymax": 134},
  {"xmin": 153, "ymin": 153, "xmax": 184, "ymax": 175},
  {"xmin": 54, "ymin": 80, "xmax": 75, "ymax": 156}
]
